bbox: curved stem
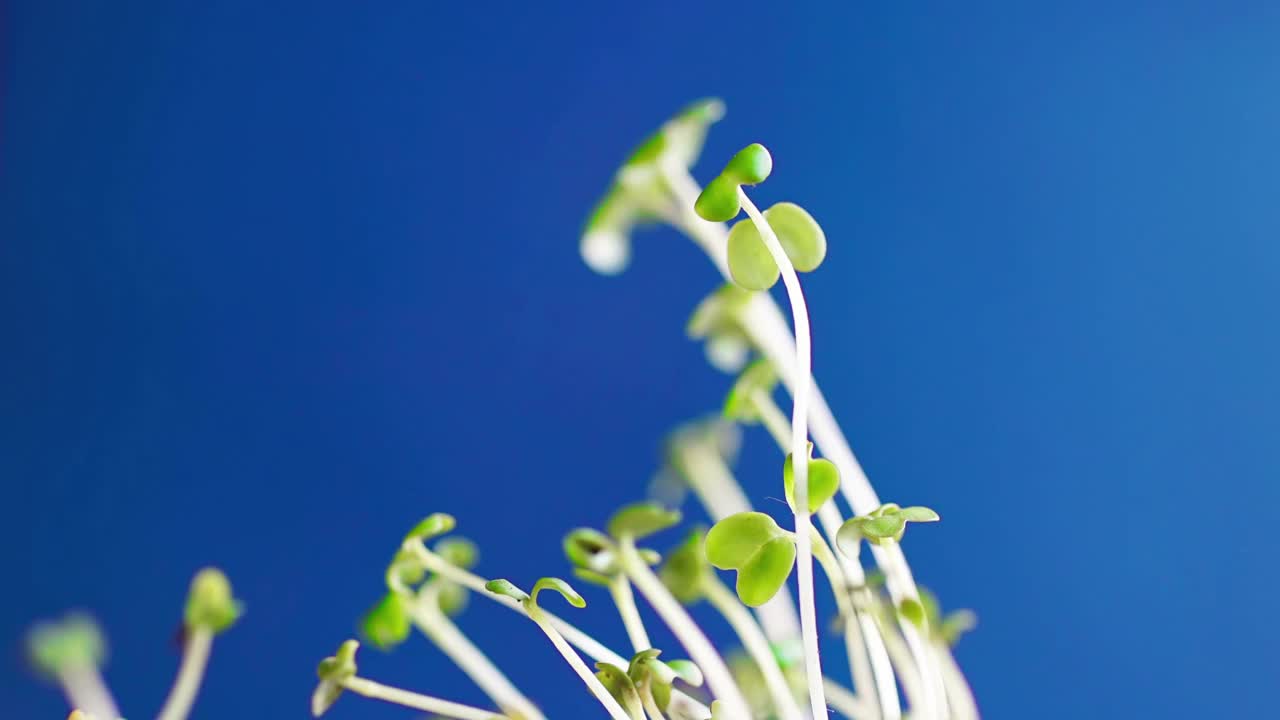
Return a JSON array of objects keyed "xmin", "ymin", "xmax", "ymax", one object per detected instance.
[
  {"xmin": 341, "ymin": 676, "xmax": 507, "ymax": 720},
  {"xmin": 412, "ymin": 585, "xmax": 545, "ymax": 720},
  {"xmin": 617, "ymin": 537, "xmax": 752, "ymax": 720},
  {"xmin": 609, "ymin": 576, "xmax": 652, "ymax": 653},
  {"xmin": 527, "ymin": 610, "xmax": 633, "ymax": 720},
  {"xmin": 703, "ymin": 577, "xmax": 805, "ymax": 720},
  {"xmin": 739, "ymin": 189, "xmax": 826, "ymax": 720},
  {"xmin": 156, "ymin": 628, "xmax": 213, "ymax": 720}
]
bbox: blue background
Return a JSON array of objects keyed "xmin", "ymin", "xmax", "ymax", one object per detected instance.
[{"xmin": 4, "ymin": 2, "xmax": 1278, "ymax": 718}]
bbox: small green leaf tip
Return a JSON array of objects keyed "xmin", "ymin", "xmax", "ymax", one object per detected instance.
[
  {"xmin": 531, "ymin": 577, "xmax": 586, "ymax": 609},
  {"xmin": 705, "ymin": 512, "xmax": 796, "ymax": 607},
  {"xmin": 564, "ymin": 528, "xmax": 620, "ymax": 579},
  {"xmin": 312, "ymin": 640, "xmax": 359, "ymax": 717},
  {"xmin": 899, "ymin": 598, "xmax": 927, "ymax": 629},
  {"xmin": 782, "ymin": 444, "xmax": 841, "ymax": 514},
  {"xmin": 694, "ymin": 144, "xmax": 773, "ymax": 223},
  {"xmin": 184, "ymin": 567, "xmax": 242, "ymax": 634},
  {"xmin": 723, "ymin": 359, "xmax": 778, "ymax": 422},
  {"xmin": 27, "ymin": 614, "xmax": 106, "ymax": 677},
  {"xmin": 405, "ymin": 513, "xmax": 456, "ymax": 543},
  {"xmin": 484, "ymin": 579, "xmax": 529, "ymax": 603},
  {"xmin": 359, "ymin": 593, "xmax": 411, "ymax": 651},
  {"xmin": 837, "ymin": 503, "xmax": 941, "ymax": 552},
  {"xmin": 608, "ymin": 501, "xmax": 682, "ymax": 540},
  {"xmin": 434, "ymin": 537, "xmax": 479, "ymax": 569},
  {"xmin": 725, "ymin": 202, "xmax": 827, "ymax": 290},
  {"xmin": 660, "ymin": 530, "xmax": 710, "ymax": 604}
]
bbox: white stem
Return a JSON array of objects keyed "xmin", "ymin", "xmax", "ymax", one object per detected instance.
[
  {"xmin": 823, "ymin": 680, "xmax": 870, "ymax": 720},
  {"xmin": 529, "ymin": 613, "xmax": 633, "ymax": 720},
  {"xmin": 703, "ymin": 578, "xmax": 806, "ymax": 720},
  {"xmin": 58, "ymin": 666, "xmax": 120, "ymax": 720},
  {"xmin": 341, "ymin": 676, "xmax": 507, "ymax": 720},
  {"xmin": 610, "ymin": 576, "xmax": 652, "ymax": 653},
  {"xmin": 739, "ymin": 189, "xmax": 827, "ymax": 720},
  {"xmin": 412, "ymin": 586, "xmax": 545, "ymax": 720},
  {"xmin": 936, "ymin": 644, "xmax": 979, "ymax": 720},
  {"xmin": 617, "ymin": 537, "xmax": 752, "ymax": 720},
  {"xmin": 672, "ymin": 441, "xmax": 803, "ymax": 653},
  {"xmin": 876, "ymin": 622, "xmax": 926, "ymax": 712},
  {"xmin": 639, "ymin": 683, "xmax": 670, "ymax": 720},
  {"xmin": 156, "ymin": 628, "xmax": 213, "ymax": 720}
]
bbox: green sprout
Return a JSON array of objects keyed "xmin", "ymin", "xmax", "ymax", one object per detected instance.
[
  {"xmin": 837, "ymin": 503, "xmax": 941, "ymax": 549},
  {"xmin": 581, "ymin": 98, "xmax": 725, "ymax": 275},
  {"xmin": 29, "ymin": 99, "xmax": 980, "ymax": 720}
]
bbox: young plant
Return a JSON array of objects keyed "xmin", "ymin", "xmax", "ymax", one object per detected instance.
[
  {"xmin": 28, "ymin": 100, "xmax": 979, "ymax": 720},
  {"xmin": 27, "ymin": 568, "xmax": 241, "ymax": 720}
]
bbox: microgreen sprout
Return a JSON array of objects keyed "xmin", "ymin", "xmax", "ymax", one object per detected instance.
[
  {"xmin": 687, "ymin": 284, "xmax": 757, "ymax": 373},
  {"xmin": 697, "ymin": 141, "xmax": 831, "ymax": 720},
  {"xmin": 837, "ymin": 504, "xmax": 941, "ymax": 549}
]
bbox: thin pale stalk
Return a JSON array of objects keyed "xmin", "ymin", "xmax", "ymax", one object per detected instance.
[
  {"xmin": 609, "ymin": 576, "xmax": 652, "ymax": 653},
  {"xmin": 936, "ymin": 644, "xmax": 979, "ymax": 720},
  {"xmin": 341, "ymin": 676, "xmax": 507, "ymax": 720},
  {"xmin": 739, "ymin": 189, "xmax": 826, "ymax": 720},
  {"xmin": 528, "ymin": 613, "xmax": 633, "ymax": 720},
  {"xmin": 156, "ymin": 627, "xmax": 213, "ymax": 720},
  {"xmin": 703, "ymin": 577, "xmax": 805, "ymax": 720},
  {"xmin": 823, "ymin": 680, "xmax": 869, "ymax": 720},
  {"xmin": 617, "ymin": 537, "xmax": 751, "ymax": 720},
  {"xmin": 412, "ymin": 586, "xmax": 545, "ymax": 720},
  {"xmin": 639, "ymin": 683, "xmax": 669, "ymax": 720},
  {"xmin": 58, "ymin": 666, "xmax": 120, "ymax": 720}
]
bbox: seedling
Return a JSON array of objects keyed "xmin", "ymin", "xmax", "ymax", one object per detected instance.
[{"xmin": 29, "ymin": 100, "xmax": 978, "ymax": 720}]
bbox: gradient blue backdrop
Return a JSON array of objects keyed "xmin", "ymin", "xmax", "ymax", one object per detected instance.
[{"xmin": 4, "ymin": 2, "xmax": 1278, "ymax": 718}]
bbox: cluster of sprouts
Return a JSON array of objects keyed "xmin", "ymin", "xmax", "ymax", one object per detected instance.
[{"xmin": 26, "ymin": 99, "xmax": 977, "ymax": 720}]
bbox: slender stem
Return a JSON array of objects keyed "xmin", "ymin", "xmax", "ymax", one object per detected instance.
[
  {"xmin": 528, "ymin": 612, "xmax": 633, "ymax": 720},
  {"xmin": 823, "ymin": 679, "xmax": 869, "ymax": 720},
  {"xmin": 57, "ymin": 666, "xmax": 120, "ymax": 720},
  {"xmin": 753, "ymin": 388, "xmax": 795, "ymax": 451},
  {"xmin": 739, "ymin": 189, "xmax": 826, "ymax": 720},
  {"xmin": 341, "ymin": 676, "xmax": 507, "ymax": 720},
  {"xmin": 703, "ymin": 577, "xmax": 805, "ymax": 720},
  {"xmin": 609, "ymin": 576, "xmax": 652, "ymax": 653},
  {"xmin": 616, "ymin": 536, "xmax": 752, "ymax": 720},
  {"xmin": 671, "ymin": 439, "xmax": 803, "ymax": 653},
  {"xmin": 156, "ymin": 627, "xmax": 213, "ymax": 720},
  {"xmin": 411, "ymin": 585, "xmax": 546, "ymax": 720},
  {"xmin": 639, "ymin": 682, "xmax": 669, "ymax": 720},
  {"xmin": 936, "ymin": 643, "xmax": 979, "ymax": 720}
]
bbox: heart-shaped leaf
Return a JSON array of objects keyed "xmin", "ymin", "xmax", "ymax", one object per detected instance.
[
  {"xmin": 705, "ymin": 512, "xmax": 787, "ymax": 569},
  {"xmin": 736, "ymin": 536, "xmax": 797, "ymax": 607},
  {"xmin": 705, "ymin": 512, "xmax": 796, "ymax": 607},
  {"xmin": 782, "ymin": 445, "xmax": 841, "ymax": 514},
  {"xmin": 695, "ymin": 144, "xmax": 774, "ymax": 223},
  {"xmin": 660, "ymin": 530, "xmax": 710, "ymax": 604},
  {"xmin": 763, "ymin": 202, "xmax": 826, "ymax": 272}
]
